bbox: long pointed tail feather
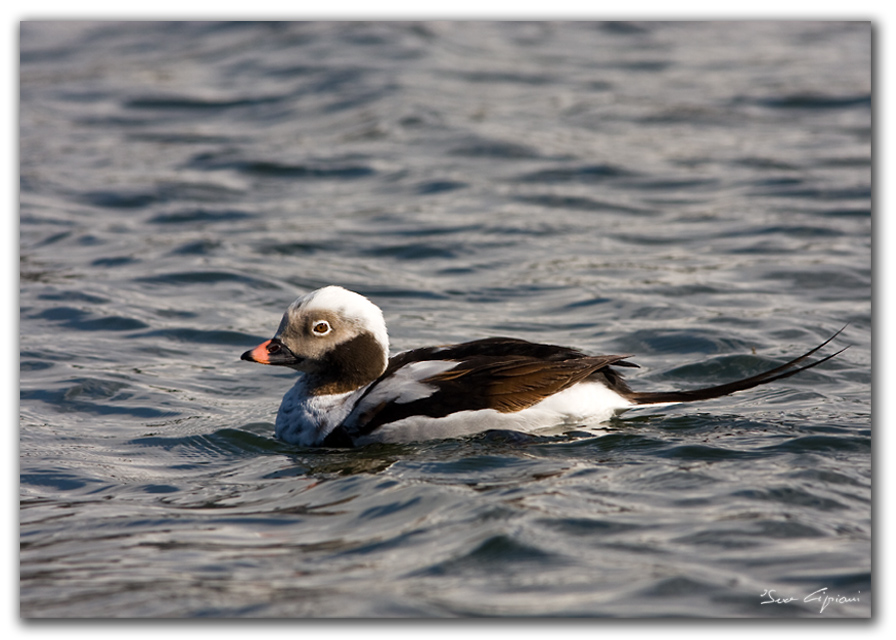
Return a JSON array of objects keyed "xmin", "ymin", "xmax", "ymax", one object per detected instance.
[{"xmin": 629, "ymin": 326, "xmax": 848, "ymax": 406}]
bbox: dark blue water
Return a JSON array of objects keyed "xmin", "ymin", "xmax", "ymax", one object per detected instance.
[{"xmin": 19, "ymin": 21, "xmax": 870, "ymax": 617}]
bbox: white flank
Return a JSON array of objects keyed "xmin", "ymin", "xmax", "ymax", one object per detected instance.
[{"xmin": 354, "ymin": 381, "xmax": 634, "ymax": 446}]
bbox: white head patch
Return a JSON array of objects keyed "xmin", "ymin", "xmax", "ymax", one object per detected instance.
[{"xmin": 286, "ymin": 286, "xmax": 389, "ymax": 352}]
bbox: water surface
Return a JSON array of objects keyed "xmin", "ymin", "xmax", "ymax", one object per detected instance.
[{"xmin": 19, "ymin": 21, "xmax": 870, "ymax": 617}]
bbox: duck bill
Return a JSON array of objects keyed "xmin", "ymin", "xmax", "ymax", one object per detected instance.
[{"xmin": 241, "ymin": 338, "xmax": 302, "ymax": 366}]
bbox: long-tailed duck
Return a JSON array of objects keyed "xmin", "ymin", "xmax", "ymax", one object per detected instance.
[{"xmin": 241, "ymin": 286, "xmax": 845, "ymax": 447}]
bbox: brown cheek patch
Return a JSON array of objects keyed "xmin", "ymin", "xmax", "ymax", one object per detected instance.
[
  {"xmin": 304, "ymin": 310, "xmax": 341, "ymax": 337},
  {"xmin": 278, "ymin": 310, "xmax": 343, "ymax": 361}
]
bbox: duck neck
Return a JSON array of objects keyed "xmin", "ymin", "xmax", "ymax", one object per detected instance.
[{"xmin": 305, "ymin": 331, "xmax": 388, "ymax": 396}]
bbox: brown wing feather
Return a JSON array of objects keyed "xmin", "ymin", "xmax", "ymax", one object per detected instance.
[
  {"xmin": 429, "ymin": 355, "xmax": 635, "ymax": 412},
  {"xmin": 348, "ymin": 345, "xmax": 637, "ymax": 436}
]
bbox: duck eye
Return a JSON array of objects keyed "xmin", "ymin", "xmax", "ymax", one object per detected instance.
[{"xmin": 312, "ymin": 321, "xmax": 331, "ymax": 336}]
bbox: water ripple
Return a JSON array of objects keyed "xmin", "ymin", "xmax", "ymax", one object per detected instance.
[{"xmin": 19, "ymin": 20, "xmax": 870, "ymax": 618}]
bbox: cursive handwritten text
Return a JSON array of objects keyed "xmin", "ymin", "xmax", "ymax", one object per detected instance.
[{"xmin": 760, "ymin": 587, "xmax": 861, "ymax": 613}]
